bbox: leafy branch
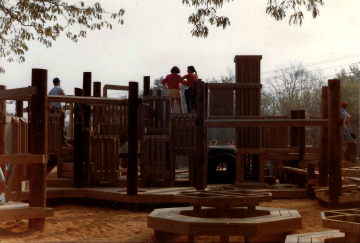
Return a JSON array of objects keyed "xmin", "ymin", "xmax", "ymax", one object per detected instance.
[{"xmin": 0, "ymin": 0, "xmax": 125, "ymax": 73}]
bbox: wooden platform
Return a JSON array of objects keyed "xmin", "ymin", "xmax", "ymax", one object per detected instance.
[
  {"xmin": 285, "ymin": 230, "xmax": 345, "ymax": 243},
  {"xmin": 0, "ymin": 202, "xmax": 54, "ymax": 222}
]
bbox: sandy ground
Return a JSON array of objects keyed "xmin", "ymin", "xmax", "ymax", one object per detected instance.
[{"xmin": 0, "ymin": 199, "xmax": 332, "ymax": 242}]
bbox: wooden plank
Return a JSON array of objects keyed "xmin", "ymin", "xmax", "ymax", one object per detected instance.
[
  {"xmin": 205, "ymin": 119, "xmax": 328, "ymax": 128},
  {"xmin": 0, "ymin": 154, "xmax": 45, "ymax": 165},
  {"xmin": 0, "ymin": 86, "xmax": 38, "ymax": 100}
]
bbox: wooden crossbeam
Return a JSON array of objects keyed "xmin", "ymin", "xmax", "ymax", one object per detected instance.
[
  {"xmin": 0, "ymin": 86, "xmax": 37, "ymax": 101},
  {"xmin": 48, "ymin": 95, "xmax": 129, "ymax": 105},
  {"xmin": 205, "ymin": 119, "xmax": 328, "ymax": 128},
  {"xmin": 207, "ymin": 83, "xmax": 262, "ymax": 89},
  {"xmin": 0, "ymin": 154, "xmax": 45, "ymax": 165}
]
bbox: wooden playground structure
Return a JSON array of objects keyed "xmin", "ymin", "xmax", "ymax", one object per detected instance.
[{"xmin": 0, "ymin": 56, "xmax": 359, "ymax": 240}]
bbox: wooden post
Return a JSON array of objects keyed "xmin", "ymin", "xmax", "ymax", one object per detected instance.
[
  {"xmin": 16, "ymin": 100, "xmax": 23, "ymax": 117},
  {"xmin": 196, "ymin": 80, "xmax": 205, "ymax": 190},
  {"xmin": 306, "ymin": 163, "xmax": 316, "ymax": 199},
  {"xmin": 0, "ymin": 85, "xmax": 6, "ymax": 174},
  {"xmin": 290, "ymin": 110, "xmax": 299, "ymax": 147},
  {"xmin": 328, "ymin": 79, "xmax": 342, "ymax": 208},
  {"xmin": 319, "ymin": 87, "xmax": 329, "ymax": 187},
  {"xmin": 93, "ymin": 82, "xmax": 101, "ymax": 134},
  {"xmin": 74, "ymin": 88, "xmax": 84, "ymax": 188},
  {"xmin": 83, "ymin": 72, "xmax": 92, "ymax": 128},
  {"xmin": 143, "ymin": 76, "xmax": 150, "ymax": 96},
  {"xmin": 29, "ymin": 69, "xmax": 47, "ymax": 230},
  {"xmin": 127, "ymin": 82, "xmax": 139, "ymax": 196},
  {"xmin": 298, "ymin": 110, "xmax": 306, "ymax": 161}
]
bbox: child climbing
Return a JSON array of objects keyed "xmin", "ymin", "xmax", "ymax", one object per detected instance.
[
  {"xmin": 0, "ymin": 167, "xmax": 5, "ymax": 205},
  {"xmin": 161, "ymin": 66, "xmax": 184, "ymax": 113},
  {"xmin": 180, "ymin": 66, "xmax": 198, "ymax": 113}
]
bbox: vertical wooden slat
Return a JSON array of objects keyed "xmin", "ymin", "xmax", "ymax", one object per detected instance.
[{"xmin": 151, "ymin": 137, "xmax": 155, "ymax": 178}]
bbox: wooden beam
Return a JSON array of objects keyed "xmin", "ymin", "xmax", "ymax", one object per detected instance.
[
  {"xmin": 328, "ymin": 79, "xmax": 342, "ymax": 208},
  {"xmin": 204, "ymin": 119, "xmax": 328, "ymax": 128},
  {"xmin": 319, "ymin": 86, "xmax": 329, "ymax": 187},
  {"xmin": 83, "ymin": 72, "xmax": 92, "ymax": 128},
  {"xmin": 207, "ymin": 83, "xmax": 262, "ymax": 89},
  {"xmin": 127, "ymin": 82, "xmax": 139, "ymax": 196},
  {"xmin": 0, "ymin": 86, "xmax": 37, "ymax": 100},
  {"xmin": 29, "ymin": 68, "xmax": 47, "ymax": 230},
  {"xmin": 143, "ymin": 77, "xmax": 150, "ymax": 97},
  {"xmin": 103, "ymin": 84, "xmax": 129, "ymax": 98},
  {"xmin": 74, "ymin": 88, "xmax": 84, "ymax": 188},
  {"xmin": 195, "ymin": 80, "xmax": 206, "ymax": 190},
  {"xmin": 48, "ymin": 95, "xmax": 128, "ymax": 105},
  {"xmin": 0, "ymin": 154, "xmax": 45, "ymax": 164}
]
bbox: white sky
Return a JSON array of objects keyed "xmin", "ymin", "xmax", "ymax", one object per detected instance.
[{"xmin": 1, "ymin": 0, "xmax": 360, "ymax": 106}]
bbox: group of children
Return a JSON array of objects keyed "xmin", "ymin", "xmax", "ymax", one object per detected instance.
[{"xmin": 161, "ymin": 66, "xmax": 198, "ymax": 113}]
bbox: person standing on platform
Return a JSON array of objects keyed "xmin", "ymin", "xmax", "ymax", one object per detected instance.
[
  {"xmin": 48, "ymin": 78, "xmax": 71, "ymax": 147},
  {"xmin": 209, "ymin": 139, "xmax": 217, "ymax": 146},
  {"xmin": 161, "ymin": 66, "xmax": 184, "ymax": 113},
  {"xmin": 180, "ymin": 66, "xmax": 198, "ymax": 113}
]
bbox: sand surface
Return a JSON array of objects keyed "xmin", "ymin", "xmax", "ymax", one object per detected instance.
[{"xmin": 0, "ymin": 199, "xmax": 331, "ymax": 242}]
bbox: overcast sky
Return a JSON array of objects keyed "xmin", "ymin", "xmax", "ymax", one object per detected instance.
[{"xmin": 1, "ymin": 0, "xmax": 360, "ymax": 106}]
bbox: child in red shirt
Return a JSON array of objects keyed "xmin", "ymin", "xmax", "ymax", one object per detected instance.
[
  {"xmin": 180, "ymin": 66, "xmax": 198, "ymax": 113},
  {"xmin": 161, "ymin": 66, "xmax": 184, "ymax": 113}
]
